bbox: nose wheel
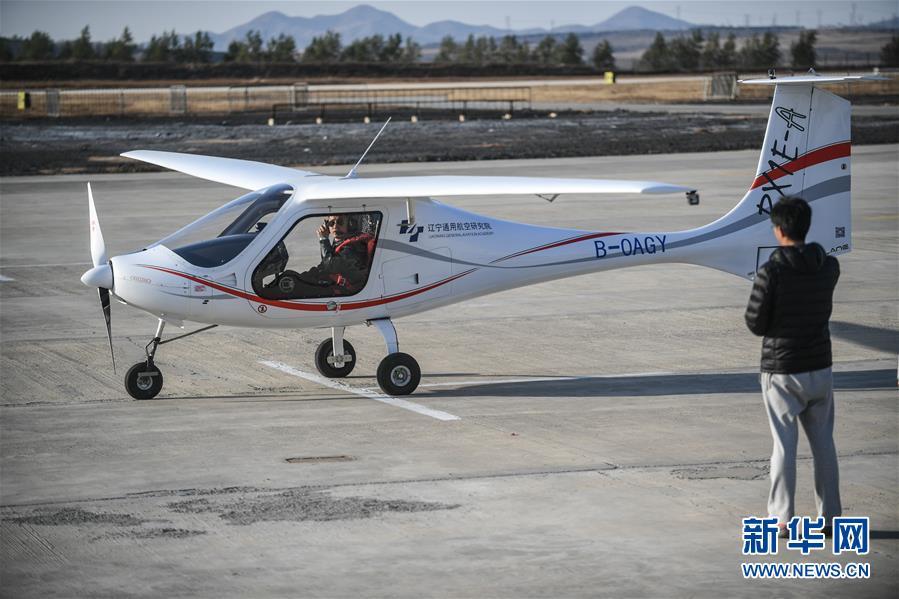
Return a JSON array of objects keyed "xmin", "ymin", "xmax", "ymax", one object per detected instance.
[
  {"xmin": 125, "ymin": 319, "xmax": 166, "ymax": 400},
  {"xmin": 125, "ymin": 361, "xmax": 163, "ymax": 400}
]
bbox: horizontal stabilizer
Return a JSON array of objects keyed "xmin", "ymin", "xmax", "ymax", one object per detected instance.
[
  {"xmin": 301, "ymin": 176, "xmax": 692, "ymax": 201},
  {"xmin": 121, "ymin": 150, "xmax": 321, "ymax": 190},
  {"xmin": 740, "ymin": 73, "xmax": 888, "ymax": 86}
]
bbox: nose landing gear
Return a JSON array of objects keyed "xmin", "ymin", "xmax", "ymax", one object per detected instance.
[
  {"xmin": 125, "ymin": 319, "xmax": 166, "ymax": 400},
  {"xmin": 124, "ymin": 319, "xmax": 217, "ymax": 400}
]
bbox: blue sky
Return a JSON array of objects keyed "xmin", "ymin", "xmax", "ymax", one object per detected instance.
[{"xmin": 2, "ymin": 0, "xmax": 896, "ymax": 42}]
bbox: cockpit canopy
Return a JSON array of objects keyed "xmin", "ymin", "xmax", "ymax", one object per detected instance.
[{"xmin": 153, "ymin": 184, "xmax": 293, "ymax": 268}]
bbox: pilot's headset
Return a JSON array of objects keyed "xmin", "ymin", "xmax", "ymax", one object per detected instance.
[
  {"xmin": 343, "ymin": 214, "xmax": 362, "ymax": 235},
  {"xmin": 357, "ymin": 213, "xmax": 377, "ymax": 235}
]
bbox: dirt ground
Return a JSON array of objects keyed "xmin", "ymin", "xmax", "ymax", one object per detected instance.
[{"xmin": 2, "ymin": 109, "xmax": 898, "ymax": 176}]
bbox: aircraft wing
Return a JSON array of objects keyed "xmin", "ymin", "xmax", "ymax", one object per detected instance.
[
  {"xmin": 121, "ymin": 150, "xmax": 322, "ymax": 190},
  {"xmin": 301, "ymin": 176, "xmax": 692, "ymax": 200}
]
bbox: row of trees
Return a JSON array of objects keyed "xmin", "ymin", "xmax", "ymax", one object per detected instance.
[
  {"xmin": 0, "ymin": 26, "xmax": 138, "ymax": 61},
  {"xmin": 639, "ymin": 30, "xmax": 822, "ymax": 71},
  {"xmin": 239, "ymin": 31, "xmax": 423, "ymax": 64},
  {"xmin": 433, "ymin": 33, "xmax": 615, "ymax": 69},
  {"xmin": 0, "ymin": 26, "xmax": 217, "ymax": 63},
  {"xmin": 144, "ymin": 30, "xmax": 214, "ymax": 63},
  {"xmin": 0, "ymin": 26, "xmax": 601, "ymax": 67},
  {"xmin": 3, "ymin": 26, "xmax": 897, "ymax": 69},
  {"xmin": 223, "ymin": 31, "xmax": 611, "ymax": 67}
]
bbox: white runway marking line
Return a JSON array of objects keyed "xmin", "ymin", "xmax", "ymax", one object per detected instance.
[
  {"xmin": 259, "ymin": 360, "xmax": 461, "ymax": 421},
  {"xmin": 0, "ymin": 275, "xmax": 14, "ymax": 282},
  {"xmin": 0, "ymin": 261, "xmax": 92, "ymax": 269}
]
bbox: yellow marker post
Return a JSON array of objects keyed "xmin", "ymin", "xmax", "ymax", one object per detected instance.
[
  {"xmin": 603, "ymin": 72, "xmax": 616, "ymax": 84},
  {"xmin": 17, "ymin": 91, "xmax": 31, "ymax": 110}
]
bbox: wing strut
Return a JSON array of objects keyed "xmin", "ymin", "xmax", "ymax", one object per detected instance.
[{"xmin": 405, "ymin": 197, "xmax": 416, "ymax": 226}]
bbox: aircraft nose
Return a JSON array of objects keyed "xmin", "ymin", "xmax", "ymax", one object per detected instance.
[{"xmin": 81, "ymin": 263, "xmax": 113, "ymax": 289}]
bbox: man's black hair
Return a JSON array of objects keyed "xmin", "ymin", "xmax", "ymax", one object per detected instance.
[{"xmin": 770, "ymin": 196, "xmax": 812, "ymax": 242}]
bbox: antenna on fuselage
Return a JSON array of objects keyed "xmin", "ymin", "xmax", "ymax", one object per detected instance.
[{"xmin": 344, "ymin": 117, "xmax": 391, "ymax": 179}]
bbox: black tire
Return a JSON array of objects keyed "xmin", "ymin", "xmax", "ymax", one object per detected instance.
[
  {"xmin": 376, "ymin": 353, "xmax": 421, "ymax": 396},
  {"xmin": 314, "ymin": 338, "xmax": 356, "ymax": 378},
  {"xmin": 125, "ymin": 361, "xmax": 163, "ymax": 400}
]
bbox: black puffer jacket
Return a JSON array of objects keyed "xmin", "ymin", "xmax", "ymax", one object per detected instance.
[{"xmin": 744, "ymin": 243, "xmax": 840, "ymax": 374}]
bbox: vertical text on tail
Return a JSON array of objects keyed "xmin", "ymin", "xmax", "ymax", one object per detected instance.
[{"xmin": 678, "ymin": 74, "xmax": 880, "ymax": 280}]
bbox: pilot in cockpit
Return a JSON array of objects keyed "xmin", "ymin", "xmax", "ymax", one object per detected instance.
[{"xmin": 255, "ymin": 213, "xmax": 376, "ymax": 300}]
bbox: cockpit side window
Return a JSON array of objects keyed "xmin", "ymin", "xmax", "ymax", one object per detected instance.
[
  {"xmin": 218, "ymin": 188, "xmax": 290, "ymax": 236},
  {"xmin": 166, "ymin": 184, "xmax": 293, "ymax": 268},
  {"xmin": 252, "ymin": 211, "xmax": 382, "ymax": 300}
]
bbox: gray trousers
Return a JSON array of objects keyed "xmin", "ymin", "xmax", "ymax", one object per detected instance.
[{"xmin": 761, "ymin": 367, "xmax": 842, "ymax": 523}]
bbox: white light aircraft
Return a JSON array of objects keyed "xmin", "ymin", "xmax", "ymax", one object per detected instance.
[{"xmin": 81, "ymin": 74, "xmax": 871, "ymax": 399}]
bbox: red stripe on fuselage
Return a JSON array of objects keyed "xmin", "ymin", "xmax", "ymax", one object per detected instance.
[
  {"xmin": 140, "ymin": 265, "xmax": 474, "ymax": 312},
  {"xmin": 493, "ymin": 231, "xmax": 622, "ymax": 263},
  {"xmin": 750, "ymin": 141, "xmax": 850, "ymax": 190}
]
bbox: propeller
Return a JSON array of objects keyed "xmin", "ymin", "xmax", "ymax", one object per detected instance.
[{"xmin": 80, "ymin": 183, "xmax": 116, "ymax": 373}]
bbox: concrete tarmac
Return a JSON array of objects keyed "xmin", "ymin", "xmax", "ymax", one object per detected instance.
[{"xmin": 1, "ymin": 146, "xmax": 897, "ymax": 597}]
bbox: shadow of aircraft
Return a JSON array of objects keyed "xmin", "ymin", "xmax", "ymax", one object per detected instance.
[
  {"xmin": 831, "ymin": 321, "xmax": 899, "ymax": 354},
  {"xmin": 424, "ymin": 369, "xmax": 896, "ymax": 398}
]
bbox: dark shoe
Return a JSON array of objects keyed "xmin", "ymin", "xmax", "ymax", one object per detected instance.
[
  {"xmin": 778, "ymin": 524, "xmax": 789, "ymax": 539},
  {"xmin": 822, "ymin": 525, "xmax": 833, "ymax": 538}
]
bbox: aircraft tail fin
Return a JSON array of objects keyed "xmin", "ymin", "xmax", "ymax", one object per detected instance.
[{"xmin": 677, "ymin": 75, "xmax": 864, "ymax": 280}]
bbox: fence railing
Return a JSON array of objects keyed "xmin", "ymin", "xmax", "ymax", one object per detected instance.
[{"xmin": 1, "ymin": 83, "xmax": 532, "ymax": 119}]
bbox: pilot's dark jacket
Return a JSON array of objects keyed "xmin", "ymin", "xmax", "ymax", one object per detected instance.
[
  {"xmin": 744, "ymin": 242, "xmax": 840, "ymax": 374},
  {"xmin": 318, "ymin": 233, "xmax": 374, "ymax": 292},
  {"xmin": 255, "ymin": 233, "xmax": 375, "ymax": 300}
]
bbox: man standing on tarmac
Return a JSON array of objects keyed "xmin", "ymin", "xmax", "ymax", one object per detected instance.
[{"xmin": 744, "ymin": 196, "xmax": 842, "ymax": 538}]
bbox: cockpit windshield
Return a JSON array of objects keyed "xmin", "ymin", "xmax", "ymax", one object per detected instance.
[{"xmin": 155, "ymin": 184, "xmax": 293, "ymax": 268}]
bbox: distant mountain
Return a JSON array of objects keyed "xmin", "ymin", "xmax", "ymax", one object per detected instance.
[
  {"xmin": 209, "ymin": 5, "xmax": 419, "ymax": 50},
  {"xmin": 592, "ymin": 6, "xmax": 694, "ymax": 31},
  {"xmin": 863, "ymin": 16, "xmax": 899, "ymax": 29},
  {"xmin": 416, "ymin": 20, "xmax": 509, "ymax": 42},
  {"xmin": 206, "ymin": 4, "xmax": 697, "ymax": 51}
]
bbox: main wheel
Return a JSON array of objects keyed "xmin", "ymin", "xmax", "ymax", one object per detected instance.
[
  {"xmin": 314, "ymin": 338, "xmax": 356, "ymax": 378},
  {"xmin": 376, "ymin": 353, "xmax": 421, "ymax": 396},
  {"xmin": 125, "ymin": 361, "xmax": 163, "ymax": 400}
]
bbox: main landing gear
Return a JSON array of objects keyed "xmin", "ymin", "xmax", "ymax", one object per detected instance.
[
  {"xmin": 124, "ymin": 319, "xmax": 217, "ymax": 400},
  {"xmin": 312, "ymin": 318, "xmax": 421, "ymax": 396},
  {"xmin": 314, "ymin": 326, "xmax": 356, "ymax": 378}
]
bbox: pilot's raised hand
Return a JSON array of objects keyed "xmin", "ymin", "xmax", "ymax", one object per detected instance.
[{"xmin": 317, "ymin": 221, "xmax": 329, "ymax": 239}]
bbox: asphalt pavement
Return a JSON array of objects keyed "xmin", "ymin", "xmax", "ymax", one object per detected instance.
[{"xmin": 1, "ymin": 146, "xmax": 897, "ymax": 597}]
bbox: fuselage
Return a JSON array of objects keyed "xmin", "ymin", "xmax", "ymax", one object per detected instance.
[{"xmin": 109, "ymin": 194, "xmax": 693, "ymax": 329}]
